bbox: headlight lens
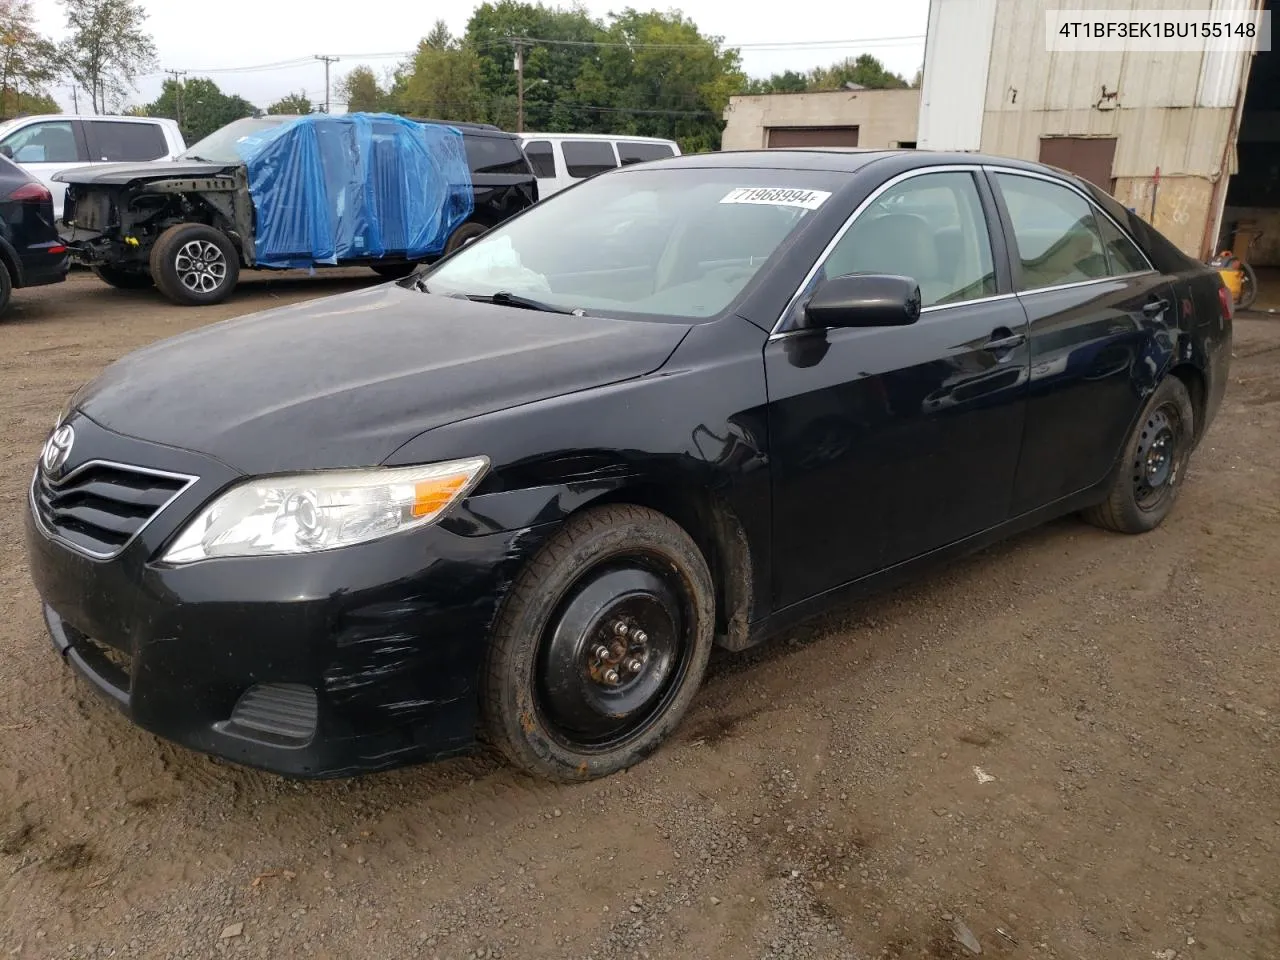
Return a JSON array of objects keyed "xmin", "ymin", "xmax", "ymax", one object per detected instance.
[{"xmin": 162, "ymin": 457, "xmax": 489, "ymax": 564}]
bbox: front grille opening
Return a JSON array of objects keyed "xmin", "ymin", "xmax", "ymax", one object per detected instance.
[{"xmin": 33, "ymin": 461, "xmax": 193, "ymax": 558}]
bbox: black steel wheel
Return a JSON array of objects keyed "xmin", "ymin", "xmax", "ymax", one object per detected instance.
[
  {"xmin": 1083, "ymin": 375, "xmax": 1195, "ymax": 534},
  {"xmin": 483, "ymin": 504, "xmax": 715, "ymax": 782}
]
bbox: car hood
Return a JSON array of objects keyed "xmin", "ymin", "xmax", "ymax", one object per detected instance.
[
  {"xmin": 73, "ymin": 283, "xmax": 690, "ymax": 474},
  {"xmin": 53, "ymin": 160, "xmax": 235, "ymax": 185}
]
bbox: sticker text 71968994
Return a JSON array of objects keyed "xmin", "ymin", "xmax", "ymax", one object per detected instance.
[{"xmin": 719, "ymin": 187, "xmax": 832, "ymax": 210}]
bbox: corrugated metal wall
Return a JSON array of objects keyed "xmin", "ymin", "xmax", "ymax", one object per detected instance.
[{"xmin": 916, "ymin": 0, "xmax": 997, "ymax": 149}]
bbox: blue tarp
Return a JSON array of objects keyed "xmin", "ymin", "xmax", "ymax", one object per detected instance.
[{"xmin": 235, "ymin": 113, "xmax": 474, "ymax": 268}]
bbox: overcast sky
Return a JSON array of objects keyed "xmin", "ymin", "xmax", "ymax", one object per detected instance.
[{"xmin": 29, "ymin": 0, "xmax": 929, "ymax": 113}]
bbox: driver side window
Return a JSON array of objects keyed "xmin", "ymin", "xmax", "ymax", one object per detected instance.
[
  {"xmin": 821, "ymin": 171, "xmax": 996, "ymax": 308},
  {"xmin": 0, "ymin": 121, "xmax": 80, "ymax": 164}
]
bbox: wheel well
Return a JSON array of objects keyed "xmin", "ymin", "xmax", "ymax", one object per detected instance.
[
  {"xmin": 1168, "ymin": 363, "xmax": 1207, "ymax": 441},
  {"xmin": 586, "ymin": 484, "xmax": 753, "ymax": 651}
]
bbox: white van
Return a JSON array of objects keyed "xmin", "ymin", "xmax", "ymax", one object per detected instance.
[
  {"xmin": 517, "ymin": 133, "xmax": 681, "ymax": 198},
  {"xmin": 0, "ymin": 115, "xmax": 186, "ymax": 219}
]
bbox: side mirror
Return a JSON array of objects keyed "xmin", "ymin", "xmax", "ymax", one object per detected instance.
[{"xmin": 804, "ymin": 274, "xmax": 922, "ymax": 329}]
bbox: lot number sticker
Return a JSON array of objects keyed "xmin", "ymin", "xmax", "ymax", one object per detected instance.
[{"xmin": 720, "ymin": 187, "xmax": 832, "ymax": 210}]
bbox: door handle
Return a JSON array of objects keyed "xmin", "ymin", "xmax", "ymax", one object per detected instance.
[
  {"xmin": 1143, "ymin": 298, "xmax": 1170, "ymax": 316},
  {"xmin": 984, "ymin": 332, "xmax": 1026, "ymax": 352}
]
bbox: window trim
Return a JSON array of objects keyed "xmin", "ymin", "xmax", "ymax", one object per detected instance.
[
  {"xmin": 770, "ymin": 163, "xmax": 1005, "ymax": 337},
  {"xmin": 982, "ymin": 166, "xmax": 1156, "ymax": 292}
]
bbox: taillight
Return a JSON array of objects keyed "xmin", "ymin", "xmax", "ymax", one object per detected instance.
[
  {"xmin": 8, "ymin": 182, "xmax": 52, "ymax": 202},
  {"xmin": 1217, "ymin": 284, "xmax": 1234, "ymax": 321}
]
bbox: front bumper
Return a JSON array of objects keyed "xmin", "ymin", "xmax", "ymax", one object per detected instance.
[{"xmin": 25, "ymin": 414, "xmax": 553, "ymax": 778}]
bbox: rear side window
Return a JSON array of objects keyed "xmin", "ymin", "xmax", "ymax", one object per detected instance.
[
  {"xmin": 523, "ymin": 140, "xmax": 555, "ymax": 178},
  {"xmin": 463, "ymin": 135, "xmax": 531, "ymax": 175},
  {"xmin": 0, "ymin": 120, "xmax": 80, "ymax": 163},
  {"xmin": 618, "ymin": 141, "xmax": 674, "ymax": 165},
  {"xmin": 1095, "ymin": 213, "xmax": 1150, "ymax": 275},
  {"xmin": 995, "ymin": 173, "xmax": 1109, "ymax": 290},
  {"xmin": 562, "ymin": 140, "xmax": 617, "ymax": 179},
  {"xmin": 85, "ymin": 121, "xmax": 167, "ymax": 162}
]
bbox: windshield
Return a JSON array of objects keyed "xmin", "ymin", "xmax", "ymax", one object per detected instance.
[
  {"xmin": 422, "ymin": 167, "xmax": 845, "ymax": 319},
  {"xmin": 179, "ymin": 116, "xmax": 295, "ymax": 163}
]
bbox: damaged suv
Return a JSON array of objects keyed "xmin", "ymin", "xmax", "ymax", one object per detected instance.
[{"xmin": 55, "ymin": 114, "xmax": 538, "ymax": 306}]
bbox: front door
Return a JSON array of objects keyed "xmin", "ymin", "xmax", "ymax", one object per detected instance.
[
  {"xmin": 0, "ymin": 119, "xmax": 88, "ymax": 220},
  {"xmin": 765, "ymin": 168, "xmax": 1031, "ymax": 610}
]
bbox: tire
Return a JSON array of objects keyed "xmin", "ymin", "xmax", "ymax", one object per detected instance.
[
  {"xmin": 0, "ymin": 259, "xmax": 11, "ymax": 317},
  {"xmin": 1082, "ymin": 376, "xmax": 1195, "ymax": 534},
  {"xmin": 1237, "ymin": 260, "xmax": 1258, "ymax": 311},
  {"xmin": 92, "ymin": 264, "xmax": 154, "ymax": 290},
  {"xmin": 444, "ymin": 221, "xmax": 488, "ymax": 256},
  {"xmin": 370, "ymin": 262, "xmax": 418, "ymax": 280},
  {"xmin": 150, "ymin": 223, "xmax": 240, "ymax": 306},
  {"xmin": 482, "ymin": 504, "xmax": 716, "ymax": 782}
]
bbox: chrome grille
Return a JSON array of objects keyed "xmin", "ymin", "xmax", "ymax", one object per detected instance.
[{"xmin": 31, "ymin": 460, "xmax": 196, "ymax": 559}]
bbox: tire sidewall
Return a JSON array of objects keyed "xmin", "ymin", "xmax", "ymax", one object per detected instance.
[
  {"xmin": 0, "ymin": 260, "xmax": 11, "ymax": 316},
  {"xmin": 445, "ymin": 222, "xmax": 488, "ymax": 256},
  {"xmin": 487, "ymin": 510, "xmax": 715, "ymax": 781},
  {"xmin": 152, "ymin": 224, "xmax": 240, "ymax": 306},
  {"xmin": 1115, "ymin": 377, "xmax": 1196, "ymax": 532}
]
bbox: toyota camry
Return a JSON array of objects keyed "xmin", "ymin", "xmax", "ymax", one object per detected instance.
[{"xmin": 26, "ymin": 149, "xmax": 1232, "ymax": 782}]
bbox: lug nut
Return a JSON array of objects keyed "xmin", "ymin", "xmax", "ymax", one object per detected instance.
[
  {"xmin": 603, "ymin": 668, "xmax": 620, "ymax": 684},
  {"xmin": 592, "ymin": 644, "xmax": 610, "ymax": 660},
  {"xmin": 633, "ymin": 630, "xmax": 648, "ymax": 645},
  {"xmin": 625, "ymin": 658, "xmax": 644, "ymax": 673},
  {"xmin": 613, "ymin": 621, "xmax": 629, "ymax": 636}
]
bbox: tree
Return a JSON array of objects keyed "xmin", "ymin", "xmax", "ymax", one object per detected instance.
[
  {"xmin": 743, "ymin": 70, "xmax": 809, "ymax": 95},
  {"xmin": 339, "ymin": 65, "xmax": 386, "ymax": 113},
  {"xmin": 394, "ymin": 23, "xmax": 482, "ymax": 122},
  {"xmin": 58, "ymin": 0, "xmax": 156, "ymax": 113},
  {"xmin": 1, "ymin": 0, "xmax": 59, "ymax": 118},
  {"xmin": 808, "ymin": 54, "xmax": 908, "ymax": 91},
  {"xmin": 266, "ymin": 92, "xmax": 312, "ymax": 116},
  {"xmin": 144, "ymin": 76, "xmax": 257, "ymax": 142}
]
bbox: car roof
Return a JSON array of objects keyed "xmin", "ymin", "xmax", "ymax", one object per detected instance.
[
  {"xmin": 0, "ymin": 113, "xmax": 172, "ymax": 125},
  {"xmin": 519, "ymin": 131, "xmax": 677, "ymax": 145},
  {"xmin": 653, "ymin": 148, "xmax": 1072, "ymax": 177}
]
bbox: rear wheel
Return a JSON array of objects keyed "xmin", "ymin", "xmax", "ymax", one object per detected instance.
[
  {"xmin": 370, "ymin": 262, "xmax": 418, "ymax": 280},
  {"xmin": 150, "ymin": 223, "xmax": 240, "ymax": 306},
  {"xmin": 92, "ymin": 264, "xmax": 154, "ymax": 290},
  {"xmin": 482, "ymin": 504, "xmax": 715, "ymax": 782},
  {"xmin": 1082, "ymin": 376, "xmax": 1195, "ymax": 534},
  {"xmin": 0, "ymin": 260, "xmax": 11, "ymax": 316},
  {"xmin": 1237, "ymin": 260, "xmax": 1258, "ymax": 311}
]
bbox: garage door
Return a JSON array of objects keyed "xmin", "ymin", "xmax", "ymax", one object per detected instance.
[{"xmin": 767, "ymin": 126, "xmax": 860, "ymax": 148}]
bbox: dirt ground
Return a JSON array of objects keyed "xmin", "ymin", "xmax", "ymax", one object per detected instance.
[{"xmin": 1, "ymin": 269, "xmax": 1279, "ymax": 960}]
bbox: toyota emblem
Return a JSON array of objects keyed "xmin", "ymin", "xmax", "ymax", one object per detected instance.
[{"xmin": 41, "ymin": 424, "xmax": 75, "ymax": 475}]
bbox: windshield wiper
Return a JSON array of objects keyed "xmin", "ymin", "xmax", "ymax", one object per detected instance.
[{"xmin": 471, "ymin": 291, "xmax": 579, "ymax": 315}]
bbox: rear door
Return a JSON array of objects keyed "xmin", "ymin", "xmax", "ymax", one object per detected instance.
[
  {"xmin": 988, "ymin": 168, "xmax": 1178, "ymax": 514},
  {"xmin": 82, "ymin": 120, "xmax": 169, "ymax": 164},
  {"xmin": 764, "ymin": 166, "xmax": 1030, "ymax": 607},
  {"xmin": 0, "ymin": 119, "xmax": 89, "ymax": 219}
]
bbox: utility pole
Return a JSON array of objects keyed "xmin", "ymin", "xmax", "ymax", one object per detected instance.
[
  {"xmin": 70, "ymin": 86, "xmax": 78, "ymax": 113},
  {"xmin": 315, "ymin": 55, "xmax": 340, "ymax": 113},
  {"xmin": 165, "ymin": 69, "xmax": 189, "ymax": 126},
  {"xmin": 513, "ymin": 42, "xmax": 525, "ymax": 133}
]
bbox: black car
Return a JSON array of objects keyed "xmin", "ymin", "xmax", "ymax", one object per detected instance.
[
  {"xmin": 54, "ymin": 115, "xmax": 537, "ymax": 306},
  {"xmin": 0, "ymin": 154, "xmax": 69, "ymax": 316},
  {"xmin": 26, "ymin": 149, "xmax": 1231, "ymax": 782}
]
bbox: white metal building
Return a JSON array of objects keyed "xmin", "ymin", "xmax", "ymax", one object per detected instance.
[{"xmin": 917, "ymin": 0, "xmax": 1275, "ymax": 264}]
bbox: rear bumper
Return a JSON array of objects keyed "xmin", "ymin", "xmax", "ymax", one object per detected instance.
[{"xmin": 17, "ymin": 249, "xmax": 69, "ymax": 288}]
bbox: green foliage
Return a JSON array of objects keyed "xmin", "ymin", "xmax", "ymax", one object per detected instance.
[
  {"xmin": 746, "ymin": 54, "xmax": 911, "ymax": 95},
  {"xmin": 57, "ymin": 0, "xmax": 156, "ymax": 113},
  {"xmin": 388, "ymin": 3, "xmax": 743, "ymax": 151},
  {"xmin": 143, "ymin": 77, "xmax": 257, "ymax": 143},
  {"xmin": 267, "ymin": 92, "xmax": 312, "ymax": 116},
  {"xmin": 339, "ymin": 65, "xmax": 387, "ymax": 114},
  {"xmin": 1, "ymin": 0, "xmax": 61, "ymax": 118}
]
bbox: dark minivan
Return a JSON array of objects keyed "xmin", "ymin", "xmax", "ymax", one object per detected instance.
[
  {"xmin": 0, "ymin": 154, "xmax": 68, "ymax": 316},
  {"xmin": 27, "ymin": 149, "xmax": 1231, "ymax": 782}
]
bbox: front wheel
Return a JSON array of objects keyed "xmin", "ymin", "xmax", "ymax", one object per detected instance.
[
  {"xmin": 482, "ymin": 504, "xmax": 715, "ymax": 782},
  {"xmin": 1082, "ymin": 376, "xmax": 1195, "ymax": 534},
  {"xmin": 150, "ymin": 223, "xmax": 240, "ymax": 306}
]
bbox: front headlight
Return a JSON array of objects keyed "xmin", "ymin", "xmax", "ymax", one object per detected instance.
[{"xmin": 162, "ymin": 457, "xmax": 489, "ymax": 564}]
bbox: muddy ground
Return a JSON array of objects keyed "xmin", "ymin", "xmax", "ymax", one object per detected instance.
[{"xmin": 1, "ymin": 270, "xmax": 1278, "ymax": 960}]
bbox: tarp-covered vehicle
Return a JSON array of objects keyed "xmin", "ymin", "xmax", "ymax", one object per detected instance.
[{"xmin": 54, "ymin": 113, "xmax": 490, "ymax": 306}]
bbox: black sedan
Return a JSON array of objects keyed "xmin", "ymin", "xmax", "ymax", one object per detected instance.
[
  {"xmin": 25, "ymin": 149, "xmax": 1232, "ymax": 782},
  {"xmin": 0, "ymin": 154, "xmax": 68, "ymax": 315}
]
